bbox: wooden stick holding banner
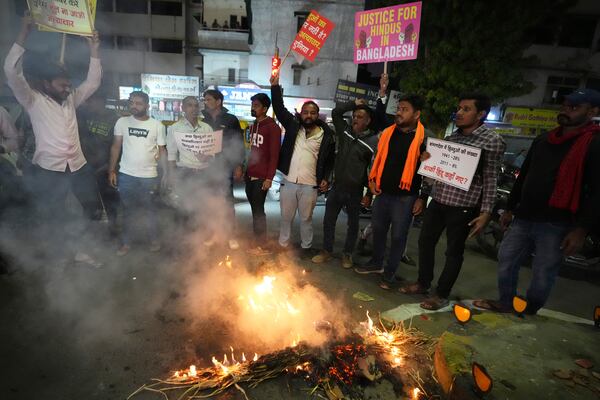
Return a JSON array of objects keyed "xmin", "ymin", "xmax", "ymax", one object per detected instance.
[
  {"xmin": 59, "ymin": 33, "xmax": 67, "ymax": 66},
  {"xmin": 383, "ymin": 60, "xmax": 387, "ymax": 75},
  {"xmin": 279, "ymin": 46, "xmax": 292, "ymax": 73}
]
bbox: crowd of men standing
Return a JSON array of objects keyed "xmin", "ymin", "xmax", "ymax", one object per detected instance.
[{"xmin": 2, "ymin": 15, "xmax": 599, "ymax": 315}]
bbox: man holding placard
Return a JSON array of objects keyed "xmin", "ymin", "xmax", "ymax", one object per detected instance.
[
  {"xmin": 108, "ymin": 91, "xmax": 167, "ymax": 256},
  {"xmin": 401, "ymin": 94, "xmax": 505, "ymax": 310},
  {"xmin": 165, "ymin": 96, "xmax": 213, "ymax": 228},
  {"xmin": 4, "ymin": 13, "xmax": 103, "ymax": 266}
]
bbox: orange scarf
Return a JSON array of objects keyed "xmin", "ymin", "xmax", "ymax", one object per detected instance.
[{"xmin": 369, "ymin": 121, "xmax": 425, "ymax": 191}]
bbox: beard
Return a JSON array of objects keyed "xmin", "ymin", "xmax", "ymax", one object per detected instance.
[
  {"xmin": 301, "ymin": 118, "xmax": 316, "ymax": 128},
  {"xmin": 557, "ymin": 113, "xmax": 586, "ymax": 127},
  {"xmin": 251, "ymin": 110, "xmax": 257, "ymax": 117}
]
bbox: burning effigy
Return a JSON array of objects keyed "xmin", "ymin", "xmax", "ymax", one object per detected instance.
[{"xmin": 128, "ymin": 255, "xmax": 440, "ymax": 400}]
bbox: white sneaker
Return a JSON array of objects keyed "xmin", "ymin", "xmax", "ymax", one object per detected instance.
[
  {"xmin": 203, "ymin": 237, "xmax": 215, "ymax": 247},
  {"xmin": 228, "ymin": 239, "xmax": 240, "ymax": 250}
]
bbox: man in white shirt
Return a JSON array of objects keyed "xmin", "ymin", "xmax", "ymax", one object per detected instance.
[
  {"xmin": 166, "ymin": 96, "xmax": 213, "ymax": 228},
  {"xmin": 3, "ymin": 14, "xmax": 103, "ymax": 266},
  {"xmin": 108, "ymin": 91, "xmax": 167, "ymax": 256}
]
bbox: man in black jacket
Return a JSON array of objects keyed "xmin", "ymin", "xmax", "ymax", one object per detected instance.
[
  {"xmin": 475, "ymin": 89, "xmax": 600, "ymax": 315},
  {"xmin": 202, "ymin": 89, "xmax": 245, "ymax": 250},
  {"xmin": 311, "ymin": 99, "xmax": 379, "ymax": 268},
  {"xmin": 269, "ymin": 74, "xmax": 335, "ymax": 256}
]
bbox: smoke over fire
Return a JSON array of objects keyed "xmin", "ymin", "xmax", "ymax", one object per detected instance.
[{"xmin": 182, "ymin": 253, "xmax": 350, "ymax": 354}]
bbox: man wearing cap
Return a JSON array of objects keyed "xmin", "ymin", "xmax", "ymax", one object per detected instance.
[
  {"xmin": 245, "ymin": 93, "xmax": 281, "ymax": 255},
  {"xmin": 474, "ymin": 89, "xmax": 600, "ymax": 315},
  {"xmin": 311, "ymin": 98, "xmax": 379, "ymax": 268}
]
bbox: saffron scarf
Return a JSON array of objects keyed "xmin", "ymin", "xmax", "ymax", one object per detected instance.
[
  {"xmin": 548, "ymin": 122, "xmax": 600, "ymax": 213},
  {"xmin": 369, "ymin": 121, "xmax": 425, "ymax": 191}
]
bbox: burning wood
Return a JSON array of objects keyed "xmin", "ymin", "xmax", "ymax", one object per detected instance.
[
  {"xmin": 129, "ymin": 257, "xmax": 438, "ymax": 399},
  {"xmin": 128, "ymin": 313, "xmax": 436, "ymax": 400}
]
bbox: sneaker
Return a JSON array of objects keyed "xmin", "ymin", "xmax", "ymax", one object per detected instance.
[
  {"xmin": 149, "ymin": 241, "xmax": 161, "ymax": 252},
  {"xmin": 341, "ymin": 254, "xmax": 353, "ymax": 269},
  {"xmin": 228, "ymin": 239, "xmax": 240, "ymax": 250},
  {"xmin": 311, "ymin": 250, "xmax": 332, "ymax": 264},
  {"xmin": 203, "ymin": 236, "xmax": 216, "ymax": 247},
  {"xmin": 354, "ymin": 261, "xmax": 384, "ymax": 274},
  {"xmin": 117, "ymin": 244, "xmax": 130, "ymax": 257}
]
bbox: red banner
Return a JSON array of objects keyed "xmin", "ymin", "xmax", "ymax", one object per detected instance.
[{"xmin": 291, "ymin": 10, "xmax": 335, "ymax": 62}]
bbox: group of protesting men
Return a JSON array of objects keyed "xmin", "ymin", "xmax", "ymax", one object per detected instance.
[{"xmin": 2, "ymin": 15, "xmax": 600, "ymax": 314}]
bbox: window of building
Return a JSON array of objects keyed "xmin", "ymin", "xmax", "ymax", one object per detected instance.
[
  {"xmin": 228, "ymin": 68, "xmax": 236, "ymax": 83},
  {"xmin": 543, "ymin": 75, "xmax": 580, "ymax": 104},
  {"xmin": 97, "ymin": 0, "xmax": 114, "ymax": 12},
  {"xmin": 151, "ymin": 1, "xmax": 182, "ymax": 16},
  {"xmin": 117, "ymin": 36, "xmax": 149, "ymax": 51},
  {"xmin": 294, "ymin": 11, "xmax": 309, "ymax": 32},
  {"xmin": 239, "ymin": 69, "xmax": 248, "ymax": 81},
  {"xmin": 557, "ymin": 16, "xmax": 597, "ymax": 48},
  {"xmin": 116, "ymin": 0, "xmax": 147, "ymax": 14},
  {"xmin": 151, "ymin": 39, "xmax": 182, "ymax": 53},
  {"xmin": 293, "ymin": 69, "xmax": 302, "ymax": 86}
]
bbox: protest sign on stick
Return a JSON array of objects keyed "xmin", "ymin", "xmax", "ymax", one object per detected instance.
[
  {"xmin": 27, "ymin": 0, "xmax": 96, "ymax": 36},
  {"xmin": 417, "ymin": 138, "xmax": 482, "ymax": 192},
  {"xmin": 289, "ymin": 10, "xmax": 335, "ymax": 63},
  {"xmin": 354, "ymin": 2, "xmax": 422, "ymax": 64},
  {"xmin": 173, "ymin": 130, "xmax": 223, "ymax": 156}
]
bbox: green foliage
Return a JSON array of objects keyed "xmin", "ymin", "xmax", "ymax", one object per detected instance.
[{"xmin": 373, "ymin": 0, "xmax": 571, "ymax": 132}]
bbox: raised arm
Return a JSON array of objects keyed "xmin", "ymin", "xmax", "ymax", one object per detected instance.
[
  {"xmin": 269, "ymin": 73, "xmax": 295, "ymax": 129},
  {"xmin": 331, "ymin": 100, "xmax": 356, "ymax": 138},
  {"xmin": 3, "ymin": 14, "xmax": 36, "ymax": 109},
  {"xmin": 73, "ymin": 31, "xmax": 102, "ymax": 108}
]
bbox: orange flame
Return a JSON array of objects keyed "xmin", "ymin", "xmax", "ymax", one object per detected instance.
[{"xmin": 412, "ymin": 387, "xmax": 422, "ymax": 399}]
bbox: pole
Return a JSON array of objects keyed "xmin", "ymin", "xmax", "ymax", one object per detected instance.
[
  {"xmin": 280, "ymin": 46, "xmax": 293, "ymax": 71},
  {"xmin": 59, "ymin": 33, "xmax": 67, "ymax": 66},
  {"xmin": 383, "ymin": 60, "xmax": 387, "ymax": 75}
]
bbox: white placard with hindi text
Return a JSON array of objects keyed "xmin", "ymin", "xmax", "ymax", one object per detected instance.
[
  {"xmin": 173, "ymin": 130, "xmax": 223, "ymax": 156},
  {"xmin": 417, "ymin": 138, "xmax": 482, "ymax": 191}
]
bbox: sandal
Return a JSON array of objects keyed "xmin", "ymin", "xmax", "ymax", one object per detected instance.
[
  {"xmin": 472, "ymin": 299, "xmax": 511, "ymax": 313},
  {"xmin": 399, "ymin": 282, "xmax": 429, "ymax": 295},
  {"xmin": 420, "ymin": 296, "xmax": 449, "ymax": 311}
]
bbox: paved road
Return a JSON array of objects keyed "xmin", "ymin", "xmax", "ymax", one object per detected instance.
[{"xmin": 0, "ymin": 190, "xmax": 598, "ymax": 399}]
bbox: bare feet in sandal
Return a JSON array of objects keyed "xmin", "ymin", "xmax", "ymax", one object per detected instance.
[
  {"xmin": 420, "ymin": 295, "xmax": 449, "ymax": 310},
  {"xmin": 472, "ymin": 299, "xmax": 511, "ymax": 313},
  {"xmin": 399, "ymin": 281, "xmax": 429, "ymax": 295}
]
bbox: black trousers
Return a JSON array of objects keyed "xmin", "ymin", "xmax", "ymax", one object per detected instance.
[
  {"xmin": 322, "ymin": 188, "xmax": 362, "ymax": 254},
  {"xmin": 244, "ymin": 177, "xmax": 268, "ymax": 243},
  {"xmin": 417, "ymin": 200, "xmax": 478, "ymax": 298}
]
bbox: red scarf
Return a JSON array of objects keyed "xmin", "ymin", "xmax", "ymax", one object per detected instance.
[{"xmin": 548, "ymin": 122, "xmax": 600, "ymax": 213}]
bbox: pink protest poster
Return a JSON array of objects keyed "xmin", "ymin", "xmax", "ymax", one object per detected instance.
[{"xmin": 353, "ymin": 2, "xmax": 422, "ymax": 64}]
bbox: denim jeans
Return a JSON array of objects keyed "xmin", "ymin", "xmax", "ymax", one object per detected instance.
[
  {"xmin": 245, "ymin": 177, "xmax": 268, "ymax": 244},
  {"xmin": 497, "ymin": 218, "xmax": 569, "ymax": 313},
  {"xmin": 279, "ymin": 180, "xmax": 318, "ymax": 249},
  {"xmin": 417, "ymin": 200, "xmax": 478, "ymax": 298},
  {"xmin": 322, "ymin": 188, "xmax": 362, "ymax": 254},
  {"xmin": 117, "ymin": 172, "xmax": 159, "ymax": 246},
  {"xmin": 371, "ymin": 193, "xmax": 417, "ymax": 282}
]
